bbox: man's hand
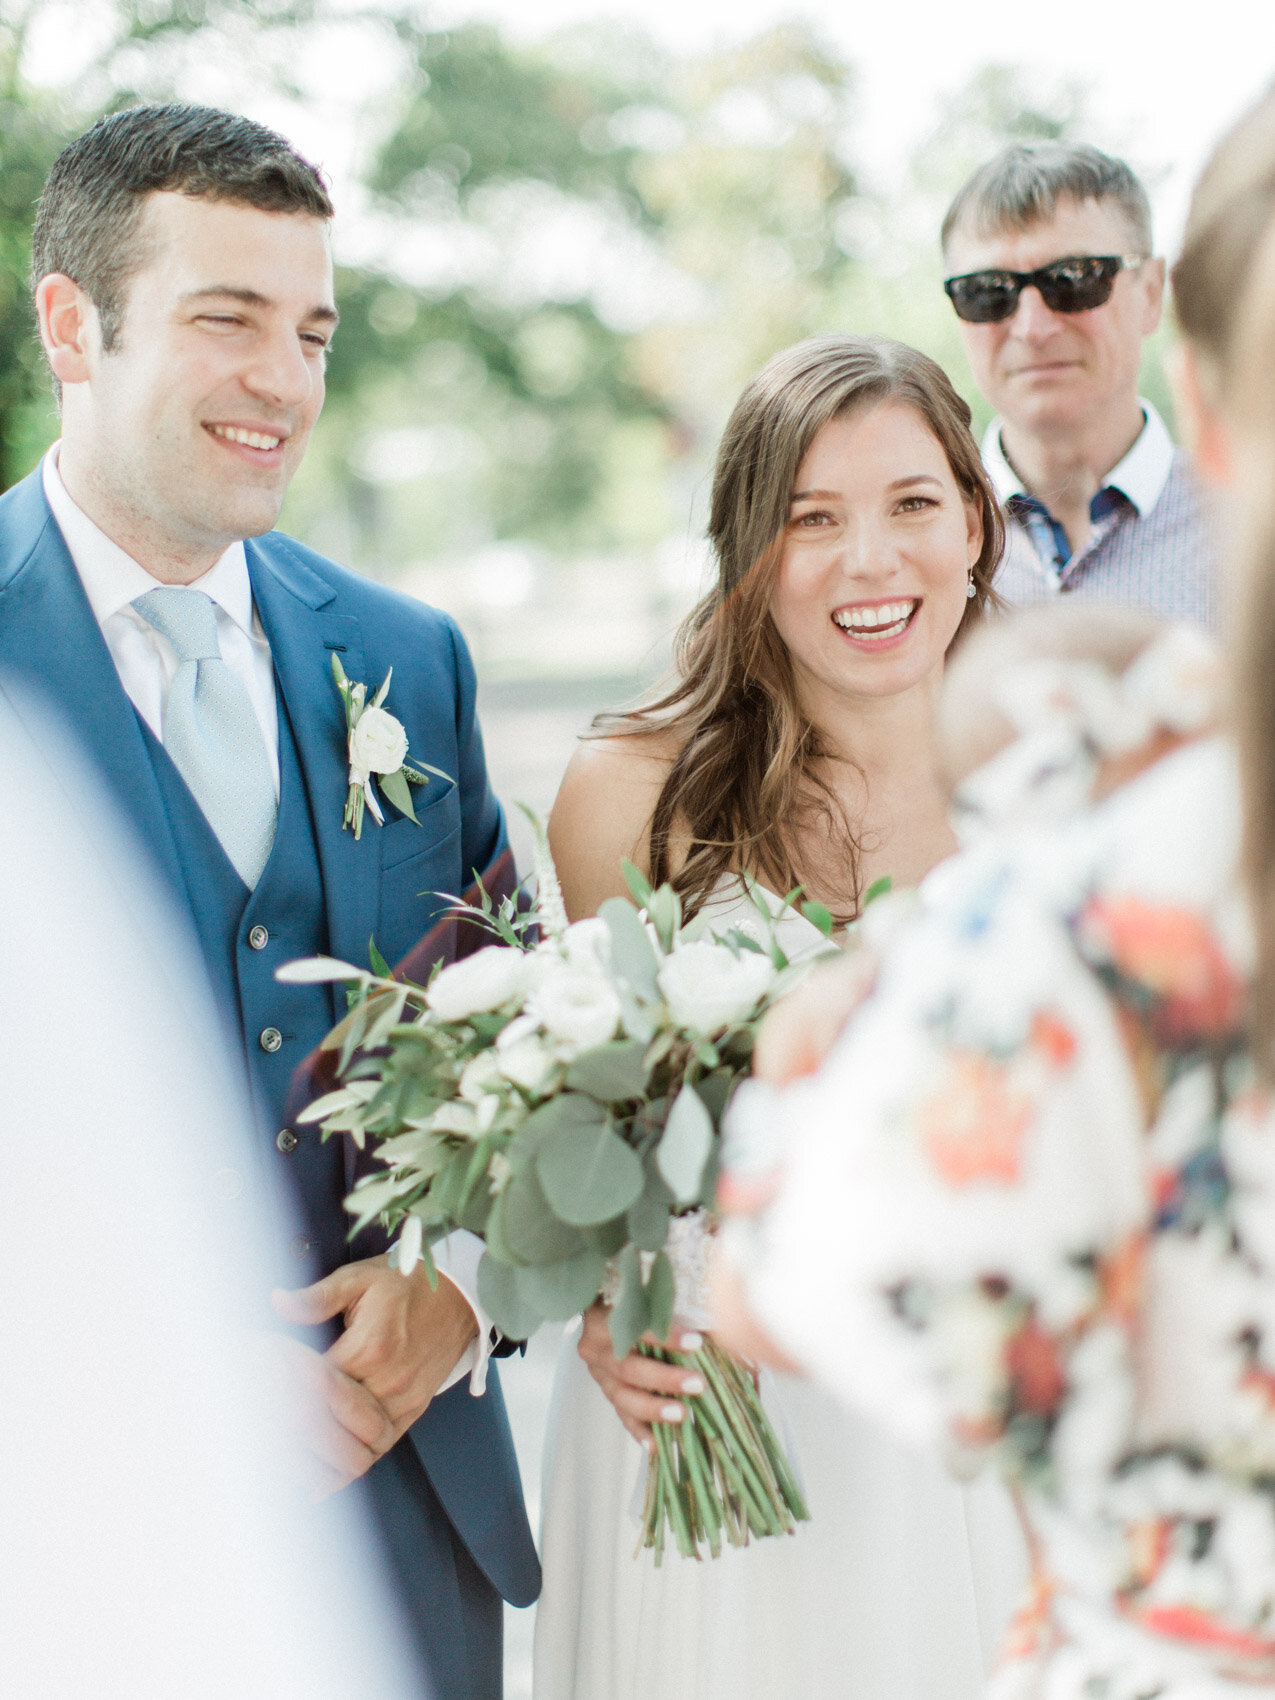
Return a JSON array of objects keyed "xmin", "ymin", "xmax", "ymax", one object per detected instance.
[
  {"xmin": 577, "ymin": 1301, "xmax": 706, "ymax": 1450},
  {"xmin": 248, "ymin": 1331, "xmax": 397, "ymax": 1501},
  {"xmin": 273, "ymin": 1253, "xmax": 479, "ymax": 1442}
]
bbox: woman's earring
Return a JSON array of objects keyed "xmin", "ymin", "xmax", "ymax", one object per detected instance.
[{"xmin": 965, "ymin": 570, "xmax": 977, "ymax": 600}]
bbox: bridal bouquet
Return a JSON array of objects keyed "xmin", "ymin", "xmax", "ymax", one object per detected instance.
[{"xmin": 282, "ymin": 821, "xmax": 829, "ymax": 1561}]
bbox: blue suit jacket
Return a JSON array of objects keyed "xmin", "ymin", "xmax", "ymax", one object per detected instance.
[{"xmin": 0, "ymin": 467, "xmax": 540, "ymax": 1622}]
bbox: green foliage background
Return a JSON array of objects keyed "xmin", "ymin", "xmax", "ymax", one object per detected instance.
[{"xmin": 0, "ymin": 4, "xmax": 1175, "ymax": 585}]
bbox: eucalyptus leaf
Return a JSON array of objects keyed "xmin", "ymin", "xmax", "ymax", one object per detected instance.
[
  {"xmin": 626, "ymin": 1175, "xmax": 672, "ymax": 1253},
  {"xmin": 514, "ymin": 1247, "xmax": 606, "ymax": 1321},
  {"xmin": 608, "ymin": 1243, "xmax": 648, "ymax": 1359},
  {"xmin": 621, "ymin": 860, "xmax": 653, "ymax": 908},
  {"xmin": 537, "ymin": 1117, "xmax": 644, "ymax": 1226},
  {"xmin": 656, "ymin": 1084, "xmax": 714, "ymax": 1206},
  {"xmin": 565, "ymin": 1039, "xmax": 650, "ymax": 1103},
  {"xmin": 862, "ymin": 874, "xmax": 893, "ymax": 908},
  {"xmin": 483, "ymin": 1189, "xmax": 519, "ymax": 1266},
  {"xmin": 507, "ymin": 1093, "xmax": 606, "ymax": 1174},
  {"xmin": 477, "ymin": 1252, "xmax": 544, "ymax": 1341},
  {"xmin": 380, "ymin": 765, "xmax": 420, "ymax": 824},
  {"xmin": 694, "ymin": 1068, "xmax": 735, "ymax": 1127},
  {"xmin": 799, "ymin": 899, "xmax": 835, "ymax": 937},
  {"xmin": 502, "ymin": 1164, "xmax": 587, "ymax": 1263},
  {"xmin": 458, "ymin": 1183, "xmax": 495, "ymax": 1236},
  {"xmin": 337, "ymin": 1001, "xmax": 372, "ymax": 1074},
  {"xmin": 582, "ymin": 1214, "xmax": 629, "ymax": 1257},
  {"xmin": 646, "ymin": 1249, "xmax": 676, "ymax": 1342},
  {"xmin": 599, "ymin": 897, "xmax": 660, "ymax": 1002},
  {"xmin": 646, "ymin": 884, "xmax": 681, "ymax": 953}
]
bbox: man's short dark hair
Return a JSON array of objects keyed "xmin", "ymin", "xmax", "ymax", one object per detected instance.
[
  {"xmin": 941, "ymin": 142, "xmax": 1153, "ymax": 260},
  {"xmin": 32, "ymin": 102, "xmax": 333, "ymax": 351}
]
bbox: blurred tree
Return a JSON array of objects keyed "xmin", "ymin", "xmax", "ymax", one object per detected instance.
[
  {"xmin": 0, "ymin": 7, "xmax": 78, "ymax": 490},
  {"xmin": 291, "ymin": 18, "xmax": 679, "ymax": 566},
  {"xmin": 293, "ymin": 17, "xmax": 863, "ymax": 571}
]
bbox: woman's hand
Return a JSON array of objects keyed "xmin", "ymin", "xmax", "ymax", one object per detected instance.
[{"xmin": 576, "ymin": 1301, "xmax": 707, "ymax": 1449}]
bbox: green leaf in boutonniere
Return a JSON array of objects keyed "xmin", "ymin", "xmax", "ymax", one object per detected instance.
[{"xmin": 332, "ymin": 653, "xmax": 451, "ymax": 838}]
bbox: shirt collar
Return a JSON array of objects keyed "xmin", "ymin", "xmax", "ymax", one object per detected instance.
[
  {"xmin": 980, "ymin": 399, "xmax": 1176, "ymax": 518},
  {"xmin": 41, "ymin": 444, "xmax": 254, "ymax": 634}
]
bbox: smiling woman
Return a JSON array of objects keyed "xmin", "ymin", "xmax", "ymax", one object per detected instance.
[
  {"xmin": 550, "ymin": 333, "xmax": 1003, "ymax": 925},
  {"xmin": 535, "ymin": 334, "xmax": 1024, "ymax": 1700}
]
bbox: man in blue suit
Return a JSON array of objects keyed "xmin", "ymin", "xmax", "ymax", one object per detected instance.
[{"xmin": 0, "ymin": 103, "xmax": 538, "ymax": 1697}]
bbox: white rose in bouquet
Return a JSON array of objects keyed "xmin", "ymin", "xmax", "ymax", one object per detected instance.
[
  {"xmin": 561, "ymin": 916, "xmax": 611, "ymax": 974},
  {"xmin": 349, "ymin": 705, "xmax": 409, "ymax": 775},
  {"xmin": 426, "ymin": 946, "xmax": 527, "ymax": 1021},
  {"xmin": 496, "ymin": 1033, "xmax": 558, "ymax": 1093},
  {"xmin": 529, "ymin": 963, "xmax": 622, "ymax": 1049},
  {"xmin": 459, "ymin": 1048, "xmax": 505, "ymax": 1102},
  {"xmin": 658, "ymin": 940, "xmax": 775, "ymax": 1035}
]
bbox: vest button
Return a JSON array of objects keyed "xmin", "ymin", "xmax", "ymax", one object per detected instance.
[
  {"xmin": 248, "ymin": 925, "xmax": 270, "ymax": 951},
  {"xmin": 290, "ymin": 1234, "xmax": 312, "ymax": 1260},
  {"xmin": 259, "ymin": 1026, "xmax": 283, "ymax": 1053},
  {"xmin": 276, "ymin": 1127, "xmax": 299, "ymax": 1154}
]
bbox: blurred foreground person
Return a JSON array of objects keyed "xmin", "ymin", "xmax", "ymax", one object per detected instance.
[
  {"xmin": 944, "ymin": 142, "xmax": 1218, "ymax": 627},
  {"xmin": 713, "ymin": 87, "xmax": 1275, "ymax": 1700},
  {"xmin": 0, "ymin": 684, "xmax": 423, "ymax": 1699}
]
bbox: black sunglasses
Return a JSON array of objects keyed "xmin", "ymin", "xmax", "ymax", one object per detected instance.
[{"xmin": 943, "ymin": 254, "xmax": 1146, "ymax": 324}]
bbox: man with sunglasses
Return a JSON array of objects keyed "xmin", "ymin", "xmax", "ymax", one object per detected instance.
[{"xmin": 942, "ymin": 142, "xmax": 1217, "ymax": 627}]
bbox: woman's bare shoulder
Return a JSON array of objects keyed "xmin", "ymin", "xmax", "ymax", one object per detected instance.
[{"xmin": 548, "ymin": 723, "xmax": 681, "ymax": 917}]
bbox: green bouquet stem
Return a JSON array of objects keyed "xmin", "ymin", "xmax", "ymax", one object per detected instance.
[{"xmin": 636, "ymin": 1337, "xmax": 809, "ymax": 1563}]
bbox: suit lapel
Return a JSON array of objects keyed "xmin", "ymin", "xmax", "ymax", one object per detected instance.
[
  {"xmin": 246, "ymin": 539, "xmax": 380, "ymax": 977},
  {"xmin": 0, "ymin": 474, "xmax": 186, "ymax": 899}
]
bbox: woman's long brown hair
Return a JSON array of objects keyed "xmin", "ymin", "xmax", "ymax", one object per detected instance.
[{"xmin": 600, "ymin": 334, "xmax": 1003, "ymax": 921}]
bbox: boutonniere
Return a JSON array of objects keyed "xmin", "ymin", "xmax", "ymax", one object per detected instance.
[{"xmin": 331, "ymin": 655, "xmax": 448, "ymax": 838}]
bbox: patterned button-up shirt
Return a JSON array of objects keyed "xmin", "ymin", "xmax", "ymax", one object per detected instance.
[{"xmin": 983, "ymin": 402, "xmax": 1221, "ymax": 631}]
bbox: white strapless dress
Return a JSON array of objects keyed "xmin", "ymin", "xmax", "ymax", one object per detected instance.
[{"xmin": 532, "ymin": 885, "xmax": 1030, "ymax": 1700}]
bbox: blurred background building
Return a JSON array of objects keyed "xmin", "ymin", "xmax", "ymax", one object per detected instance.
[{"xmin": 2, "ymin": 2, "xmax": 1267, "ymax": 1689}]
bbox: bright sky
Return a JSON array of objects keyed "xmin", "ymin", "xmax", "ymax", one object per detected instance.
[
  {"xmin": 433, "ymin": 0, "xmax": 1274, "ymax": 253},
  {"xmin": 22, "ymin": 0, "xmax": 1273, "ymax": 260}
]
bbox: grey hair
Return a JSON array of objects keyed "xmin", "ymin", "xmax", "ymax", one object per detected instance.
[{"xmin": 941, "ymin": 142, "xmax": 1153, "ymax": 259}]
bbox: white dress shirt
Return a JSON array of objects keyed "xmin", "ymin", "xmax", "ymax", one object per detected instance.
[
  {"xmin": 42, "ymin": 444, "xmax": 493, "ymax": 1395},
  {"xmin": 42, "ymin": 447, "xmax": 281, "ymax": 791},
  {"xmin": 981, "ymin": 398, "xmax": 1176, "ymax": 518}
]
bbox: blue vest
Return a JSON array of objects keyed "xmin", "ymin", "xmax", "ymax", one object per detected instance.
[{"xmin": 133, "ymin": 686, "xmax": 349, "ymax": 1284}]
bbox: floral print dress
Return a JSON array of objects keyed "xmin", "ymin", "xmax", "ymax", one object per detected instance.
[{"xmin": 727, "ymin": 732, "xmax": 1275, "ymax": 1698}]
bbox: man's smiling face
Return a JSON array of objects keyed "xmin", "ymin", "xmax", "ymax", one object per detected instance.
[
  {"xmin": 62, "ymin": 190, "xmax": 336, "ymax": 563},
  {"xmin": 945, "ymin": 195, "xmax": 1163, "ymax": 438}
]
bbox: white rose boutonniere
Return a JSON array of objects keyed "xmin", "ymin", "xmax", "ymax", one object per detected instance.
[{"xmin": 331, "ymin": 654, "xmax": 450, "ymax": 838}]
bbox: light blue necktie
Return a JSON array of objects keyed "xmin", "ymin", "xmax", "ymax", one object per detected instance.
[{"xmin": 132, "ymin": 587, "xmax": 277, "ymax": 889}]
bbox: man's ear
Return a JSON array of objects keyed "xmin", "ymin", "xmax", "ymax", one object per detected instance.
[
  {"xmin": 1168, "ymin": 341, "xmax": 1233, "ymax": 488},
  {"xmin": 34, "ymin": 274, "xmax": 99, "ymax": 387},
  {"xmin": 1141, "ymin": 256, "xmax": 1167, "ymax": 336}
]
